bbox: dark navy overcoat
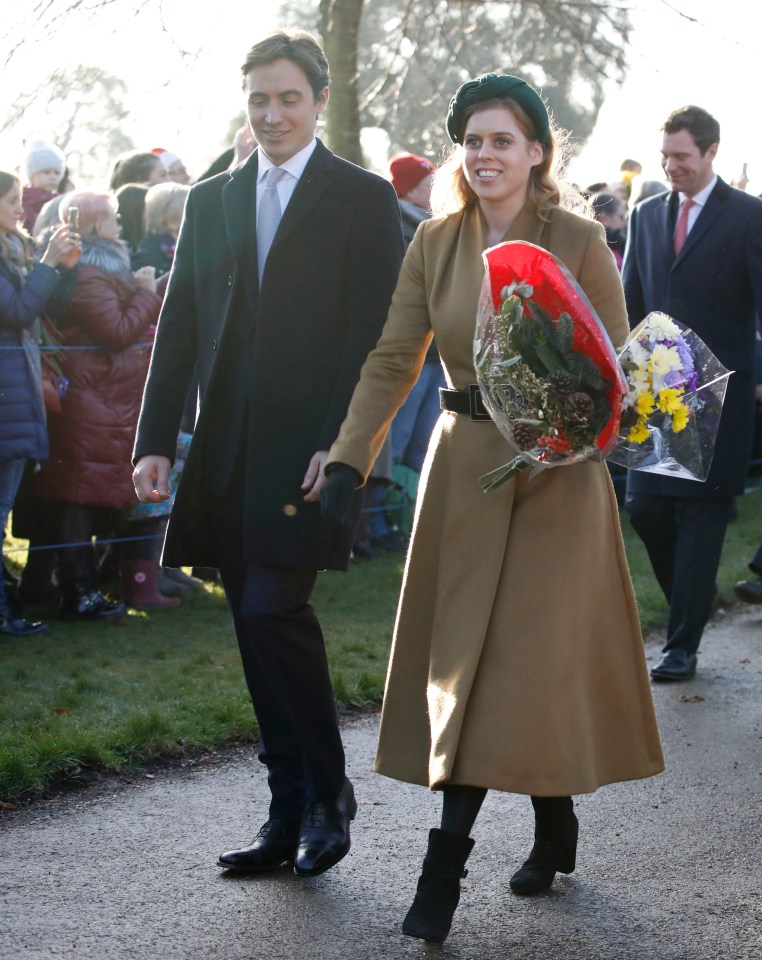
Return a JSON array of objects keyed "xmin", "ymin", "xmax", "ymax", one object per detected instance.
[
  {"xmin": 622, "ymin": 177, "xmax": 762, "ymax": 497},
  {"xmin": 134, "ymin": 141, "xmax": 404, "ymax": 569}
]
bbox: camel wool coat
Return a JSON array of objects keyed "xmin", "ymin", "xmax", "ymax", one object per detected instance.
[{"xmin": 328, "ymin": 200, "xmax": 664, "ymax": 796}]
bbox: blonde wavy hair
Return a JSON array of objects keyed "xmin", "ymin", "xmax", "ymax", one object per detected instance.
[
  {"xmin": 430, "ymin": 97, "xmax": 589, "ymax": 221},
  {"xmin": 144, "ymin": 181, "xmax": 190, "ymax": 235}
]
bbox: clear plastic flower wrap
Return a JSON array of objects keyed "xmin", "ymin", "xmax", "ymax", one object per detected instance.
[
  {"xmin": 473, "ymin": 242, "xmax": 731, "ymax": 491},
  {"xmin": 474, "ymin": 241, "xmax": 627, "ymax": 491},
  {"xmin": 607, "ymin": 313, "xmax": 731, "ymax": 481}
]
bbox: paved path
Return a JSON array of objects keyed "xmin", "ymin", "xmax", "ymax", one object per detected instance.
[{"xmin": 2, "ymin": 609, "xmax": 761, "ymax": 960}]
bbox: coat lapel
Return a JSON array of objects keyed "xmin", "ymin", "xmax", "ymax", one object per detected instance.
[
  {"xmin": 222, "ymin": 153, "xmax": 259, "ymax": 308},
  {"xmin": 673, "ymin": 177, "xmax": 730, "ymax": 266},
  {"xmin": 268, "ymin": 140, "xmax": 334, "ymax": 258},
  {"xmin": 505, "ymin": 200, "xmax": 545, "ymax": 246},
  {"xmin": 656, "ymin": 190, "xmax": 677, "ymax": 263}
]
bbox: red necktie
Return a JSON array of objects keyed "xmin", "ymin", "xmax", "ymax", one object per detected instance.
[{"xmin": 674, "ymin": 198, "xmax": 695, "ymax": 255}]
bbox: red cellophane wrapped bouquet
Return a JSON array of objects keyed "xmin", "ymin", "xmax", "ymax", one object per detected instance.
[
  {"xmin": 474, "ymin": 241, "xmax": 628, "ymax": 491},
  {"xmin": 474, "ymin": 241, "xmax": 731, "ymax": 491}
]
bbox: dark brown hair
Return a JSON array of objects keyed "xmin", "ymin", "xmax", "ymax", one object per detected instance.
[
  {"xmin": 662, "ymin": 106, "xmax": 720, "ymax": 156},
  {"xmin": 241, "ymin": 29, "xmax": 329, "ymax": 98},
  {"xmin": 109, "ymin": 152, "xmax": 163, "ymax": 191},
  {"xmin": 0, "ymin": 171, "xmax": 30, "ymax": 266},
  {"xmin": 115, "ymin": 183, "xmax": 148, "ymax": 249},
  {"xmin": 0, "ymin": 170, "xmax": 18, "ymax": 201}
]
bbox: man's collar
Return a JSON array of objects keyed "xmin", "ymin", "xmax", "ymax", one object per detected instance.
[
  {"xmin": 257, "ymin": 139, "xmax": 318, "ymax": 183},
  {"xmin": 679, "ymin": 174, "xmax": 717, "ymax": 207}
]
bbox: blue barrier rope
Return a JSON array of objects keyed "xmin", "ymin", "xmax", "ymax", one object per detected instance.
[
  {"xmin": 4, "ymin": 467, "xmax": 762, "ymax": 556},
  {"xmin": 2, "ymin": 504, "xmax": 410, "ymax": 555},
  {"xmin": 3, "ymin": 533, "xmax": 164, "ymax": 555}
]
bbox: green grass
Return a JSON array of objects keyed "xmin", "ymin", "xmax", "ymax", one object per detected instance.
[
  {"xmin": 2, "ymin": 483, "xmax": 761, "ymax": 802},
  {"xmin": 0, "ymin": 548, "xmax": 402, "ymax": 802},
  {"xmin": 620, "ymin": 482, "xmax": 762, "ymax": 629}
]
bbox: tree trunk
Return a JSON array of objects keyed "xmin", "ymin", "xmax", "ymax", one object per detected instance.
[{"xmin": 318, "ymin": 0, "xmax": 365, "ymax": 165}]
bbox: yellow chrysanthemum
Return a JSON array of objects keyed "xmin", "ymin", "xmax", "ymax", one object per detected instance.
[
  {"xmin": 671, "ymin": 405, "xmax": 689, "ymax": 433},
  {"xmin": 627, "ymin": 418, "xmax": 650, "ymax": 444},
  {"xmin": 636, "ymin": 392, "xmax": 656, "ymax": 417},
  {"xmin": 657, "ymin": 387, "xmax": 685, "ymax": 414}
]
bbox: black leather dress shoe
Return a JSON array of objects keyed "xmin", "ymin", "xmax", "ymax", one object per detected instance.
[
  {"xmin": 294, "ymin": 779, "xmax": 357, "ymax": 877},
  {"xmin": 650, "ymin": 648, "xmax": 698, "ymax": 682},
  {"xmin": 217, "ymin": 819, "xmax": 300, "ymax": 872},
  {"xmin": 734, "ymin": 579, "xmax": 762, "ymax": 604}
]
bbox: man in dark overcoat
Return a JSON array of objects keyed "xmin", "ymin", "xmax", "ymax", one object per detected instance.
[
  {"xmin": 623, "ymin": 104, "xmax": 762, "ymax": 681},
  {"xmin": 132, "ymin": 29, "xmax": 404, "ymax": 874}
]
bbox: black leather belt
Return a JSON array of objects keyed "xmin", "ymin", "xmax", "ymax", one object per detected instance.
[{"xmin": 439, "ymin": 385, "xmax": 492, "ymax": 421}]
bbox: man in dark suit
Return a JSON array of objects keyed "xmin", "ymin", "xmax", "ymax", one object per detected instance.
[
  {"xmin": 623, "ymin": 105, "xmax": 762, "ymax": 682},
  {"xmin": 132, "ymin": 29, "xmax": 404, "ymax": 874}
]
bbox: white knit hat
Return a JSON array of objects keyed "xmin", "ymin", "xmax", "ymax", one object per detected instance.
[
  {"xmin": 152, "ymin": 147, "xmax": 182, "ymax": 171},
  {"xmin": 24, "ymin": 139, "xmax": 66, "ymax": 180}
]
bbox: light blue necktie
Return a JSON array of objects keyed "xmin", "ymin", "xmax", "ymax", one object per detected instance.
[{"xmin": 257, "ymin": 166, "xmax": 287, "ymax": 282}]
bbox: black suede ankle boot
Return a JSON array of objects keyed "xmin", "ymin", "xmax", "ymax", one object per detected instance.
[
  {"xmin": 402, "ymin": 828, "xmax": 475, "ymax": 942},
  {"xmin": 509, "ymin": 796, "xmax": 578, "ymax": 895}
]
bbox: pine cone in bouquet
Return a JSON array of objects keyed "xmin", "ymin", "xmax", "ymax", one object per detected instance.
[
  {"xmin": 511, "ymin": 421, "xmax": 538, "ymax": 451},
  {"xmin": 546, "ymin": 369, "xmax": 575, "ymax": 399},
  {"xmin": 564, "ymin": 391, "xmax": 595, "ymax": 421}
]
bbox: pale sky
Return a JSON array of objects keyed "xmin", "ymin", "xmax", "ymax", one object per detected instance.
[{"xmin": 1, "ymin": 0, "xmax": 760, "ymax": 191}]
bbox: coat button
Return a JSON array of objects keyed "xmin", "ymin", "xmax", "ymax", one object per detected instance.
[
  {"xmin": 212, "ymin": 338, "xmax": 217, "ymax": 350},
  {"xmin": 226, "ymin": 275, "xmax": 233, "ymax": 286}
]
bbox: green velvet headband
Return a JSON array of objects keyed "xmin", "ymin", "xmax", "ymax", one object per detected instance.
[{"xmin": 446, "ymin": 73, "xmax": 550, "ymax": 147}]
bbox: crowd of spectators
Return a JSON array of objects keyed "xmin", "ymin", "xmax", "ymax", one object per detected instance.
[
  {"xmin": 1, "ymin": 125, "xmax": 760, "ymax": 636},
  {"xmin": 0, "ymin": 137, "xmax": 233, "ymax": 635}
]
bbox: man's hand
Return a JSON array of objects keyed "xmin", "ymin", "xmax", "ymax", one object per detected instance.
[
  {"xmin": 133, "ymin": 455, "xmax": 172, "ymax": 502},
  {"xmin": 301, "ymin": 451, "xmax": 329, "ymax": 502}
]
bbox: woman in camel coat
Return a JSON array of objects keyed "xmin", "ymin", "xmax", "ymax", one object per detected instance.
[{"xmin": 323, "ymin": 74, "xmax": 664, "ymax": 943}]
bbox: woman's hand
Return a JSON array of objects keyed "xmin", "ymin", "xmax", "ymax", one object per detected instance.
[
  {"xmin": 319, "ymin": 463, "xmax": 362, "ymax": 521},
  {"xmin": 133, "ymin": 265, "xmax": 157, "ymax": 294},
  {"xmin": 40, "ymin": 225, "xmax": 80, "ymax": 269}
]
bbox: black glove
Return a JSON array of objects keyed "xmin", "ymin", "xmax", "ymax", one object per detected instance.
[{"xmin": 320, "ymin": 463, "xmax": 362, "ymax": 523}]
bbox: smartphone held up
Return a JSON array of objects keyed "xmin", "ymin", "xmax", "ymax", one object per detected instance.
[{"xmin": 59, "ymin": 206, "xmax": 81, "ymax": 268}]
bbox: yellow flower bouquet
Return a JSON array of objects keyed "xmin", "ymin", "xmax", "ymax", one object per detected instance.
[{"xmin": 608, "ymin": 312, "xmax": 732, "ymax": 481}]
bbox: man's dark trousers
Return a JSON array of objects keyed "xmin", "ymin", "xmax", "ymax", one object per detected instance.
[
  {"xmin": 212, "ymin": 462, "xmax": 345, "ymax": 825},
  {"xmin": 626, "ymin": 493, "xmax": 734, "ymax": 655}
]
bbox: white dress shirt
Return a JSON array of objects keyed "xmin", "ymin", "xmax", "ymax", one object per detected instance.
[
  {"xmin": 256, "ymin": 140, "xmax": 317, "ymax": 218},
  {"xmin": 677, "ymin": 174, "xmax": 717, "ymax": 237}
]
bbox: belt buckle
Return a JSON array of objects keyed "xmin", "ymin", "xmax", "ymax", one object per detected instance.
[{"xmin": 468, "ymin": 384, "xmax": 491, "ymax": 421}]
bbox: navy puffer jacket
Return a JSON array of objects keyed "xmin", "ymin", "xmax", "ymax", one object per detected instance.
[{"xmin": 0, "ymin": 253, "xmax": 76, "ymax": 463}]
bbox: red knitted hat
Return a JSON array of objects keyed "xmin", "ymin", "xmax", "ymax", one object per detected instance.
[{"xmin": 389, "ymin": 153, "xmax": 435, "ymax": 198}]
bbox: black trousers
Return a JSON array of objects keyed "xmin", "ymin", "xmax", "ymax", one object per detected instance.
[
  {"xmin": 57, "ymin": 503, "xmax": 118, "ymax": 592},
  {"xmin": 211, "ymin": 482, "xmax": 346, "ymax": 824},
  {"xmin": 626, "ymin": 494, "xmax": 734, "ymax": 656}
]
